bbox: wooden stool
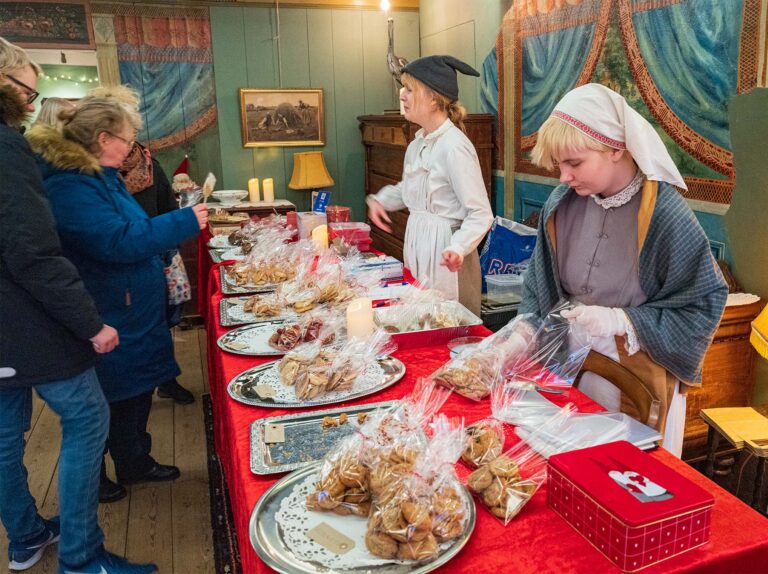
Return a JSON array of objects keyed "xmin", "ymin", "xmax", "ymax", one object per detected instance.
[{"xmin": 701, "ymin": 406, "xmax": 768, "ymax": 512}]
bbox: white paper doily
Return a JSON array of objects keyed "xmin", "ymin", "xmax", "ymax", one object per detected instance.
[
  {"xmin": 208, "ymin": 235, "xmax": 232, "ymax": 249},
  {"xmin": 275, "ymin": 474, "xmax": 461, "ymax": 569},
  {"xmin": 258, "ymin": 361, "xmax": 385, "ymax": 404},
  {"xmin": 726, "ymin": 293, "xmax": 760, "ymax": 307},
  {"xmin": 220, "ymin": 248, "xmax": 247, "ymax": 261}
]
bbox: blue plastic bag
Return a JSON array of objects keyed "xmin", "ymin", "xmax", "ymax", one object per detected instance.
[{"xmin": 479, "ymin": 216, "xmax": 537, "ymax": 291}]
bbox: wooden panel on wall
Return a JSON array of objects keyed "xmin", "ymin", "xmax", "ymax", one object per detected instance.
[
  {"xmin": 420, "ymin": 20, "xmax": 478, "ymax": 112},
  {"xmin": 210, "ymin": 6, "xmax": 419, "ymax": 220},
  {"xmin": 211, "ymin": 7, "xmax": 253, "ymax": 190}
]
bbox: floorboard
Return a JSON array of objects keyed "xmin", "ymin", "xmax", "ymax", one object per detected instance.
[{"xmin": 1, "ymin": 326, "xmax": 213, "ymax": 573}]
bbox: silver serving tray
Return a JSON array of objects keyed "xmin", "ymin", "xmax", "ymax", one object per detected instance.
[
  {"xmin": 210, "ymin": 248, "xmax": 247, "ymax": 264},
  {"xmin": 220, "ymin": 267, "xmax": 279, "ymax": 296},
  {"xmin": 219, "ymin": 296, "xmax": 297, "ymax": 327},
  {"xmin": 227, "ymin": 356, "xmax": 406, "ymax": 408},
  {"xmin": 249, "ymin": 464, "xmax": 476, "ymax": 573},
  {"xmin": 218, "ymin": 321, "xmax": 304, "ymax": 356},
  {"xmin": 250, "ymin": 401, "xmax": 397, "ymax": 474}
]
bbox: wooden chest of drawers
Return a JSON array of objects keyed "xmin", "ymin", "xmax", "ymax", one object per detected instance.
[
  {"xmin": 683, "ymin": 299, "xmax": 763, "ymax": 461},
  {"xmin": 358, "ymin": 113, "xmax": 495, "ymax": 262}
]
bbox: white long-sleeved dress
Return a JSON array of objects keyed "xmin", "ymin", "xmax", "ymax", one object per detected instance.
[{"xmin": 371, "ymin": 118, "xmax": 493, "ymax": 309}]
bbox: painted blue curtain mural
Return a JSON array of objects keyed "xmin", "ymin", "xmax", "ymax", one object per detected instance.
[
  {"xmin": 480, "ymin": 47, "xmax": 499, "ymax": 117},
  {"xmin": 631, "ymin": 0, "xmax": 741, "ymax": 151},
  {"xmin": 521, "ymin": 23, "xmax": 597, "ymax": 137},
  {"xmin": 114, "ymin": 9, "xmax": 217, "ymax": 151}
]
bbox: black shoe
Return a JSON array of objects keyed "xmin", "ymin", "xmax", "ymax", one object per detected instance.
[
  {"xmin": 99, "ymin": 476, "xmax": 127, "ymax": 503},
  {"xmin": 157, "ymin": 380, "xmax": 195, "ymax": 405},
  {"xmin": 120, "ymin": 463, "xmax": 180, "ymax": 485}
]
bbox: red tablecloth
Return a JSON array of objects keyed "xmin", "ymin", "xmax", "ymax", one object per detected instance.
[{"xmin": 205, "ymin": 267, "xmax": 768, "ymax": 573}]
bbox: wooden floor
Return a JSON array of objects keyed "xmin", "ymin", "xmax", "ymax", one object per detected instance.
[{"xmin": 0, "ymin": 327, "xmax": 214, "ymax": 573}]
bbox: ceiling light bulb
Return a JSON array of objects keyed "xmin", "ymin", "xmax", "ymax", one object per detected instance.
[{"xmin": 380, "ymin": 0, "xmax": 391, "ymax": 11}]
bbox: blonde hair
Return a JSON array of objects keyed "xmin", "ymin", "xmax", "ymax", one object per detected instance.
[
  {"xmin": 59, "ymin": 96, "xmax": 142, "ymax": 154},
  {"xmin": 0, "ymin": 36, "xmax": 41, "ymax": 76},
  {"xmin": 400, "ymin": 72, "xmax": 468, "ymax": 133},
  {"xmin": 530, "ymin": 115, "xmax": 613, "ymax": 171},
  {"xmin": 34, "ymin": 97, "xmax": 75, "ymax": 129},
  {"xmin": 88, "ymin": 84, "xmax": 140, "ymax": 111}
]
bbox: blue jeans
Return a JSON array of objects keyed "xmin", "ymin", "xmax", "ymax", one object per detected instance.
[{"xmin": 0, "ymin": 368, "xmax": 109, "ymax": 567}]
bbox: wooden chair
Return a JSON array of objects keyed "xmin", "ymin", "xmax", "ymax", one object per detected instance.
[{"xmin": 575, "ymin": 350, "xmax": 662, "ymax": 428}]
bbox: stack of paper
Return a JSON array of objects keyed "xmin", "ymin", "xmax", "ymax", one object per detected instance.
[{"xmin": 700, "ymin": 407, "xmax": 768, "ymax": 455}]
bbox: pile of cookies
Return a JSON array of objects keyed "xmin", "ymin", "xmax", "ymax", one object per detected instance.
[
  {"xmin": 305, "ymin": 453, "xmax": 371, "ymax": 517},
  {"xmin": 243, "ymin": 295, "xmax": 281, "ymax": 317},
  {"xmin": 461, "ymin": 421, "xmax": 503, "ymax": 467},
  {"xmin": 466, "ymin": 454, "xmax": 537, "ymax": 524}
]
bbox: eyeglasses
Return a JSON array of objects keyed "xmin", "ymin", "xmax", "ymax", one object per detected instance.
[
  {"xmin": 4, "ymin": 74, "xmax": 39, "ymax": 105},
  {"xmin": 107, "ymin": 132, "xmax": 136, "ymax": 148}
]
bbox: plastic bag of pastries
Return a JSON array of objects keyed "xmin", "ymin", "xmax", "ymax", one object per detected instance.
[
  {"xmin": 365, "ymin": 415, "xmax": 467, "ymax": 562},
  {"xmin": 465, "ymin": 420, "xmax": 551, "ymax": 525},
  {"xmin": 431, "ymin": 313, "xmax": 539, "ymax": 401},
  {"xmin": 267, "ymin": 308, "xmax": 341, "ymax": 352}
]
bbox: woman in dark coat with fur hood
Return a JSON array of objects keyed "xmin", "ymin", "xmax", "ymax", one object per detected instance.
[{"xmin": 26, "ymin": 96, "xmax": 208, "ymax": 498}]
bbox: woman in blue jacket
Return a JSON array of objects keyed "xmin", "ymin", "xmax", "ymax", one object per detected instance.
[{"xmin": 27, "ymin": 96, "xmax": 208, "ymax": 499}]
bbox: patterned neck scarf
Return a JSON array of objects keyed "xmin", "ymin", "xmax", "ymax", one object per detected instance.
[{"xmin": 120, "ymin": 142, "xmax": 154, "ymax": 194}]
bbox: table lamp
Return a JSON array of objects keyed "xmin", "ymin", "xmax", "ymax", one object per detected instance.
[
  {"xmin": 750, "ymin": 302, "xmax": 768, "ymax": 359},
  {"xmin": 288, "ymin": 151, "xmax": 334, "ymax": 206}
]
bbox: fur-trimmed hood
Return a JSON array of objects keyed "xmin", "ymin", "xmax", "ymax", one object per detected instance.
[
  {"xmin": 0, "ymin": 85, "xmax": 27, "ymax": 128},
  {"xmin": 26, "ymin": 123, "xmax": 101, "ymax": 175}
]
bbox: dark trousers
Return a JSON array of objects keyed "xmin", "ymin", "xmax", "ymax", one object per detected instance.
[{"xmin": 106, "ymin": 391, "xmax": 155, "ymax": 482}]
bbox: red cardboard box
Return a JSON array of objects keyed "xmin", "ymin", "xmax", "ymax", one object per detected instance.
[{"xmin": 547, "ymin": 441, "xmax": 714, "ymax": 572}]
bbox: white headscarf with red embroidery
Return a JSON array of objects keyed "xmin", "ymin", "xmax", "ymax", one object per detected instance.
[{"xmin": 551, "ymin": 83, "xmax": 687, "ymax": 190}]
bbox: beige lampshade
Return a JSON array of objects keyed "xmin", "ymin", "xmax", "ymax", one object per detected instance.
[{"xmin": 288, "ymin": 151, "xmax": 334, "ymax": 190}]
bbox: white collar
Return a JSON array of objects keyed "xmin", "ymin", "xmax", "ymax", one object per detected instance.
[
  {"xmin": 416, "ymin": 117, "xmax": 453, "ymax": 142},
  {"xmin": 590, "ymin": 170, "xmax": 645, "ymax": 209}
]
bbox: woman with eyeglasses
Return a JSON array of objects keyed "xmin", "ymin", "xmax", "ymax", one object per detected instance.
[{"xmin": 26, "ymin": 96, "xmax": 209, "ymax": 500}]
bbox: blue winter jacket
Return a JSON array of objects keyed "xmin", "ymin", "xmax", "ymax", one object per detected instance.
[{"xmin": 27, "ymin": 124, "xmax": 201, "ymax": 401}]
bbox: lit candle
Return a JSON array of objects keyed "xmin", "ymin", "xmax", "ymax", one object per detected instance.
[
  {"xmin": 248, "ymin": 178, "xmax": 260, "ymax": 202},
  {"xmin": 346, "ymin": 297, "xmax": 374, "ymax": 339},
  {"xmin": 311, "ymin": 224, "xmax": 328, "ymax": 252},
  {"xmin": 263, "ymin": 178, "xmax": 275, "ymax": 202}
]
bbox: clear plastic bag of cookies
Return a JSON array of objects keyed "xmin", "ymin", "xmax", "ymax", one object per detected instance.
[
  {"xmin": 268, "ymin": 308, "xmax": 341, "ymax": 352},
  {"xmin": 365, "ymin": 415, "xmax": 467, "ymax": 562},
  {"xmin": 305, "ymin": 401, "xmax": 395, "ymax": 518},
  {"xmin": 502, "ymin": 300, "xmax": 592, "ymax": 394},
  {"xmin": 429, "ymin": 314, "xmax": 538, "ymax": 401},
  {"xmin": 460, "ymin": 417, "xmax": 505, "ymax": 468},
  {"xmin": 465, "ymin": 432, "xmax": 547, "ymax": 526},
  {"xmin": 363, "ymin": 379, "xmax": 451, "ymax": 504}
]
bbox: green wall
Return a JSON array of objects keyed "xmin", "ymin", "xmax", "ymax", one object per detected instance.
[
  {"xmin": 418, "ymin": 0, "xmax": 511, "ymax": 113},
  {"xmin": 210, "ymin": 6, "xmax": 420, "ymax": 218},
  {"xmin": 724, "ymin": 88, "xmax": 768, "ymax": 405}
]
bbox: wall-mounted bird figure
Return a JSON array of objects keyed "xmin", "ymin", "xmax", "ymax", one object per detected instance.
[{"xmin": 386, "ymin": 17, "xmax": 409, "ymax": 85}]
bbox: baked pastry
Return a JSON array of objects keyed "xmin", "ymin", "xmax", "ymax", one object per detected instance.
[
  {"xmin": 461, "ymin": 423, "xmax": 503, "ymax": 467},
  {"xmin": 467, "ymin": 454, "xmax": 536, "ymax": 523}
]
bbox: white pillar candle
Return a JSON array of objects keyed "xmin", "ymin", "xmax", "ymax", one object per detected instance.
[
  {"xmin": 346, "ymin": 297, "xmax": 374, "ymax": 339},
  {"xmin": 311, "ymin": 224, "xmax": 328, "ymax": 252},
  {"xmin": 248, "ymin": 178, "xmax": 260, "ymax": 202},
  {"xmin": 263, "ymin": 178, "xmax": 275, "ymax": 202}
]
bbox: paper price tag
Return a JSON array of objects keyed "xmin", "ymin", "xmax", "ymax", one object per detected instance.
[
  {"xmin": 264, "ymin": 423, "xmax": 285, "ymax": 444},
  {"xmin": 225, "ymin": 341, "xmax": 249, "ymax": 351},
  {"xmin": 307, "ymin": 522, "xmax": 355, "ymax": 555},
  {"xmin": 254, "ymin": 384, "xmax": 275, "ymax": 399}
]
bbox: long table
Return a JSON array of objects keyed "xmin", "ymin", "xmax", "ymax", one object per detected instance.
[{"xmin": 205, "ymin": 265, "xmax": 768, "ymax": 573}]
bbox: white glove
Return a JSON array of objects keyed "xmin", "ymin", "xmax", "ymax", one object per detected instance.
[
  {"xmin": 499, "ymin": 331, "xmax": 530, "ymax": 360},
  {"xmin": 560, "ymin": 306, "xmax": 628, "ymax": 338}
]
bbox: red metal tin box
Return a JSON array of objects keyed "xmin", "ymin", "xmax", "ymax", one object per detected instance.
[{"xmin": 547, "ymin": 441, "xmax": 714, "ymax": 572}]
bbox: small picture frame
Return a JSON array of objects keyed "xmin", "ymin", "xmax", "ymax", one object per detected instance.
[
  {"xmin": 0, "ymin": 0, "xmax": 95, "ymax": 50},
  {"xmin": 239, "ymin": 88, "xmax": 325, "ymax": 148}
]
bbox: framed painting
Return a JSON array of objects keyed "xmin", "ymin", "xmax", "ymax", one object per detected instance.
[
  {"xmin": 0, "ymin": 0, "xmax": 95, "ymax": 50},
  {"xmin": 240, "ymin": 88, "xmax": 325, "ymax": 148}
]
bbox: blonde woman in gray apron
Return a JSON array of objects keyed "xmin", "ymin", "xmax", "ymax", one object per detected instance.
[{"xmin": 367, "ymin": 55, "xmax": 493, "ymax": 316}]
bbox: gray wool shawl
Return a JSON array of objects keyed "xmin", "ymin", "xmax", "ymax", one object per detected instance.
[{"xmin": 519, "ymin": 181, "xmax": 728, "ymax": 385}]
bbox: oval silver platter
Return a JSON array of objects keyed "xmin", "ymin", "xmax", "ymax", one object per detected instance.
[
  {"xmin": 218, "ymin": 321, "xmax": 295, "ymax": 356},
  {"xmin": 249, "ymin": 464, "xmax": 476, "ymax": 574},
  {"xmin": 227, "ymin": 356, "xmax": 406, "ymax": 408},
  {"xmin": 220, "ymin": 267, "xmax": 279, "ymax": 295}
]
